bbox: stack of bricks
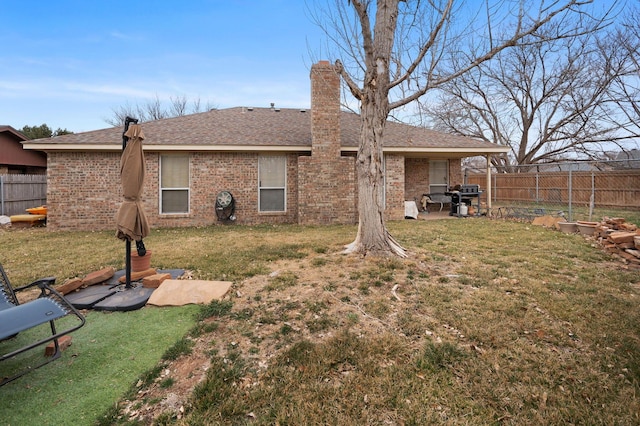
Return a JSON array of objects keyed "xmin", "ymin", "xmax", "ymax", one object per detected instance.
[{"xmin": 595, "ymin": 217, "xmax": 640, "ymax": 268}]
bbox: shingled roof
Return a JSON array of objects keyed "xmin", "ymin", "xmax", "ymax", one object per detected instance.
[
  {"xmin": 0, "ymin": 125, "xmax": 47, "ymax": 168},
  {"xmin": 23, "ymin": 106, "xmax": 507, "ymax": 156}
]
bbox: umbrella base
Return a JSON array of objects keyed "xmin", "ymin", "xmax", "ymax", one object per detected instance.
[
  {"xmin": 66, "ymin": 269, "xmax": 185, "ymax": 311},
  {"xmin": 64, "ymin": 285, "xmax": 117, "ymax": 310},
  {"xmin": 92, "ymin": 284, "xmax": 154, "ymax": 312}
]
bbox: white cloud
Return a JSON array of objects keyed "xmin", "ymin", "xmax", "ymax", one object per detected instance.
[
  {"xmin": 63, "ymin": 82, "xmax": 160, "ymax": 99},
  {"xmin": 108, "ymin": 30, "xmax": 145, "ymax": 42}
]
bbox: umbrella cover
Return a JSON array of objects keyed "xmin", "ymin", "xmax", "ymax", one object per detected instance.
[{"xmin": 116, "ymin": 124, "xmax": 150, "ymax": 246}]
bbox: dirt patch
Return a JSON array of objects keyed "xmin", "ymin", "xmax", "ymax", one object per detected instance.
[
  {"xmin": 110, "ymin": 236, "xmax": 637, "ymax": 424},
  {"xmin": 116, "ymin": 250, "xmax": 448, "ymax": 424}
]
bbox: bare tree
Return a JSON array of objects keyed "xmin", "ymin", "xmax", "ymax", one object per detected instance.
[
  {"xmin": 312, "ymin": 0, "xmax": 610, "ymax": 257},
  {"xmin": 105, "ymin": 95, "xmax": 217, "ymax": 127},
  {"xmin": 105, "ymin": 101, "xmax": 143, "ymax": 128},
  {"xmin": 421, "ymin": 12, "xmax": 638, "ymax": 170},
  {"xmin": 607, "ymin": 7, "xmax": 640, "ymax": 143},
  {"xmin": 169, "ymin": 95, "xmax": 188, "ymax": 117},
  {"xmin": 144, "ymin": 95, "xmax": 168, "ymax": 121}
]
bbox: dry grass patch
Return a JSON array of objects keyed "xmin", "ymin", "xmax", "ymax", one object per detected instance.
[
  {"xmin": 2, "ymin": 219, "xmax": 639, "ymax": 424},
  {"xmin": 128, "ymin": 220, "xmax": 639, "ymax": 425}
]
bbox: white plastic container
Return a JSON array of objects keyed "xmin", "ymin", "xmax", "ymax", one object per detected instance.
[{"xmin": 458, "ymin": 204, "xmax": 468, "ymax": 216}]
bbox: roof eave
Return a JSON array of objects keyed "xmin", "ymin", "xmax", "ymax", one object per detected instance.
[
  {"xmin": 22, "ymin": 144, "xmax": 311, "ymax": 153},
  {"xmin": 343, "ymin": 146, "xmax": 509, "ymax": 155},
  {"xmin": 23, "ymin": 143, "xmax": 509, "ymax": 156},
  {"xmin": 0, "ymin": 126, "xmax": 28, "ymax": 141},
  {"xmin": 393, "ymin": 146, "xmax": 509, "ymax": 154}
]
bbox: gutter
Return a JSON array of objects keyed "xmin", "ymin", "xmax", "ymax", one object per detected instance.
[
  {"xmin": 21, "ymin": 144, "xmax": 311, "ymax": 153},
  {"xmin": 23, "ymin": 144, "xmax": 509, "ymax": 155}
]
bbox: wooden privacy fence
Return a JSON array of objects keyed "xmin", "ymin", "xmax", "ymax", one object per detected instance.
[
  {"xmin": 468, "ymin": 169, "xmax": 640, "ymax": 209},
  {"xmin": 0, "ymin": 175, "xmax": 47, "ymax": 216}
]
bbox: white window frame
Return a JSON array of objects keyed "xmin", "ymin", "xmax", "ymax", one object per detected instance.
[
  {"xmin": 159, "ymin": 154, "xmax": 190, "ymax": 214},
  {"xmin": 429, "ymin": 159, "xmax": 449, "ymax": 194},
  {"xmin": 258, "ymin": 155, "xmax": 287, "ymax": 213}
]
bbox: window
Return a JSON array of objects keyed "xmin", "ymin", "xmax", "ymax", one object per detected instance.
[
  {"xmin": 160, "ymin": 154, "xmax": 189, "ymax": 214},
  {"xmin": 429, "ymin": 160, "xmax": 448, "ymax": 194},
  {"xmin": 259, "ymin": 155, "xmax": 286, "ymax": 212}
]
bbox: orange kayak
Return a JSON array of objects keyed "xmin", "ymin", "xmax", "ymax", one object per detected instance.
[{"xmin": 26, "ymin": 206, "xmax": 47, "ymax": 215}]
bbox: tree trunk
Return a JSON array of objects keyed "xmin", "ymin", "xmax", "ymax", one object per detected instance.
[
  {"xmin": 341, "ymin": 0, "xmax": 406, "ymax": 257},
  {"xmin": 344, "ymin": 85, "xmax": 406, "ymax": 258}
]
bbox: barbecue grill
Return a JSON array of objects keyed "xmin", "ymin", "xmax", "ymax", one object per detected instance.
[
  {"xmin": 447, "ymin": 184, "xmax": 482, "ymax": 216},
  {"xmin": 460, "ymin": 184, "xmax": 480, "ymax": 196}
]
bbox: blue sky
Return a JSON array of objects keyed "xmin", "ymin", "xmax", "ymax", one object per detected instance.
[
  {"xmin": 1, "ymin": 1, "xmax": 626, "ymax": 134},
  {"xmin": 1, "ymin": 1, "xmax": 328, "ymax": 132}
]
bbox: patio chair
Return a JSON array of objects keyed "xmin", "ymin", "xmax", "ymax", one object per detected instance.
[
  {"xmin": 0, "ymin": 263, "xmax": 85, "ymax": 386},
  {"xmin": 420, "ymin": 193, "xmax": 452, "ymax": 212}
]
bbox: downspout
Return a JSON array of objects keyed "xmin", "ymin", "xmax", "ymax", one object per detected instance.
[{"xmin": 485, "ymin": 154, "xmax": 492, "ymax": 209}]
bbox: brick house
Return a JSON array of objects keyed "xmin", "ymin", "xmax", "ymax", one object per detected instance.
[
  {"xmin": 23, "ymin": 61, "xmax": 508, "ymax": 231},
  {"xmin": 0, "ymin": 126, "xmax": 46, "ymax": 175}
]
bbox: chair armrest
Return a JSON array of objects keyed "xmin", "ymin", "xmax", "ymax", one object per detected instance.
[{"xmin": 13, "ymin": 277, "xmax": 56, "ymax": 293}]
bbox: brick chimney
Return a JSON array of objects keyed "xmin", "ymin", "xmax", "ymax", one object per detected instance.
[
  {"xmin": 298, "ymin": 61, "xmax": 357, "ymax": 225},
  {"xmin": 310, "ymin": 60, "xmax": 341, "ymax": 158}
]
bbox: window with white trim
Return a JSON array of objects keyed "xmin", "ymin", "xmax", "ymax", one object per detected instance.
[
  {"xmin": 258, "ymin": 155, "xmax": 286, "ymax": 212},
  {"xmin": 429, "ymin": 159, "xmax": 448, "ymax": 194},
  {"xmin": 160, "ymin": 154, "xmax": 189, "ymax": 214}
]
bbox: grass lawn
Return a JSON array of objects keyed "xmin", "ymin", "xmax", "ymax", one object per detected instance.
[
  {"xmin": 1, "ymin": 213, "xmax": 639, "ymax": 424},
  {"xmin": 0, "ymin": 306, "xmax": 199, "ymax": 425}
]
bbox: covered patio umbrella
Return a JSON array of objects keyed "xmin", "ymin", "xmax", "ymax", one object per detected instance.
[{"xmin": 116, "ymin": 117, "xmax": 150, "ymax": 287}]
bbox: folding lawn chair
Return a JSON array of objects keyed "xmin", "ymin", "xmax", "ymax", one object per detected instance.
[{"xmin": 0, "ymin": 263, "xmax": 85, "ymax": 386}]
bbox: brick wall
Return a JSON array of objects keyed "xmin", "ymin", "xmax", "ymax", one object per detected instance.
[
  {"xmin": 449, "ymin": 159, "xmax": 462, "ymax": 187},
  {"xmin": 298, "ymin": 60, "xmax": 357, "ymax": 225},
  {"xmin": 46, "ymin": 152, "xmax": 460, "ymax": 231},
  {"xmin": 47, "ymin": 151, "xmax": 123, "ymax": 231},
  {"xmin": 148, "ymin": 151, "xmax": 299, "ymax": 228},
  {"xmin": 46, "ymin": 151, "xmax": 299, "ymax": 231},
  {"xmin": 310, "ymin": 61, "xmax": 341, "ymax": 159},
  {"xmin": 298, "ymin": 156, "xmax": 357, "ymax": 224},
  {"xmin": 405, "ymin": 158, "xmax": 430, "ymax": 202},
  {"xmin": 384, "ymin": 154, "xmax": 405, "ymax": 220}
]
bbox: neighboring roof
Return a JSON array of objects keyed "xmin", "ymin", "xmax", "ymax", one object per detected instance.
[
  {"xmin": 615, "ymin": 149, "xmax": 640, "ymax": 160},
  {"xmin": 0, "ymin": 125, "xmax": 47, "ymax": 167},
  {"xmin": 0, "ymin": 125, "xmax": 28, "ymax": 141},
  {"xmin": 22, "ymin": 107, "xmax": 508, "ymax": 157},
  {"xmin": 614, "ymin": 149, "xmax": 640, "ymax": 169}
]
